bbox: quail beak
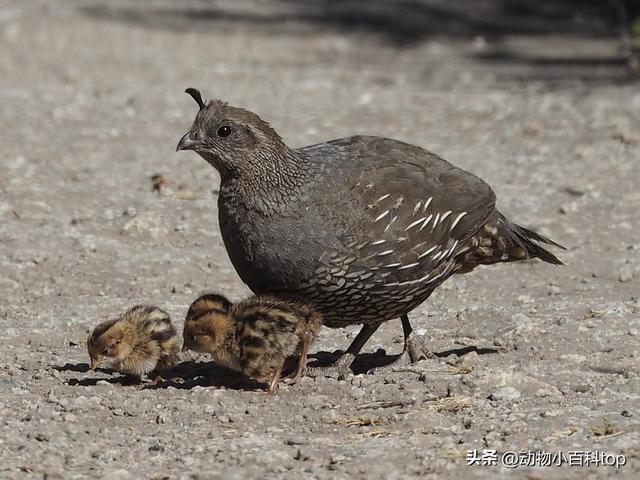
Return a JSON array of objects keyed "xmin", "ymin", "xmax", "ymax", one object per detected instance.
[
  {"xmin": 90, "ymin": 358, "xmax": 99, "ymax": 371},
  {"xmin": 176, "ymin": 131, "xmax": 200, "ymax": 152},
  {"xmin": 181, "ymin": 344, "xmax": 188, "ymax": 353}
]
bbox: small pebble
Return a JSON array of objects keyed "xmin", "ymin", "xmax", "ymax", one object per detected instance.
[{"xmin": 489, "ymin": 386, "xmax": 521, "ymax": 402}]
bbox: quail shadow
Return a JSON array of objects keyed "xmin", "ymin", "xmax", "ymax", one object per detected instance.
[
  {"xmin": 66, "ymin": 375, "xmax": 141, "ymax": 387},
  {"xmin": 434, "ymin": 345, "xmax": 502, "ymax": 357},
  {"xmin": 55, "ymin": 363, "xmax": 162, "ymax": 387},
  {"xmin": 143, "ymin": 360, "xmax": 261, "ymax": 391},
  {"xmin": 307, "ymin": 350, "xmax": 345, "ymax": 367},
  {"xmin": 51, "ymin": 362, "xmax": 118, "ymax": 385},
  {"xmin": 308, "ymin": 343, "xmax": 502, "ymax": 374},
  {"xmin": 53, "ymin": 362, "xmax": 93, "ymax": 373},
  {"xmin": 306, "ymin": 349, "xmax": 401, "ymax": 374}
]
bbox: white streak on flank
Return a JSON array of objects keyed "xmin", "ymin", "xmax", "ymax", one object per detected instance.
[
  {"xmin": 371, "ymin": 239, "xmax": 387, "ymax": 246},
  {"xmin": 399, "ymin": 262, "xmax": 420, "ymax": 270},
  {"xmin": 377, "ymin": 249, "xmax": 395, "ymax": 256},
  {"xmin": 419, "ymin": 214, "xmax": 434, "ymax": 231},
  {"xmin": 447, "ymin": 240, "xmax": 459, "ymax": 258},
  {"xmin": 423, "ymin": 197, "xmax": 433, "ymax": 212},
  {"xmin": 384, "ymin": 215, "xmax": 398, "ymax": 233},
  {"xmin": 413, "ymin": 201, "xmax": 422, "ymax": 215},
  {"xmin": 432, "ymin": 250, "xmax": 445, "ymax": 261},
  {"xmin": 418, "ymin": 245, "xmax": 438, "ymax": 258},
  {"xmin": 405, "ymin": 217, "xmax": 427, "ymax": 231},
  {"xmin": 384, "ymin": 282, "xmax": 400, "ymax": 287},
  {"xmin": 450, "ymin": 212, "xmax": 467, "ymax": 230},
  {"xmin": 356, "ymin": 241, "xmax": 369, "ymax": 250},
  {"xmin": 374, "ymin": 210, "xmax": 389, "ymax": 222},
  {"xmin": 376, "ymin": 194, "xmax": 390, "ymax": 203},
  {"xmin": 431, "ymin": 213, "xmax": 440, "ymax": 232},
  {"xmin": 397, "ymin": 268, "xmax": 446, "ymax": 287},
  {"xmin": 440, "ymin": 211, "xmax": 451, "ymax": 223},
  {"xmin": 394, "ymin": 197, "xmax": 404, "ymax": 208},
  {"xmin": 382, "ymin": 263, "xmax": 402, "ymax": 268}
]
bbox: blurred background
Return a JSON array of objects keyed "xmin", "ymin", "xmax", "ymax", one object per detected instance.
[
  {"xmin": 1, "ymin": 0, "xmax": 639, "ymax": 355},
  {"xmin": 76, "ymin": 0, "xmax": 640, "ymax": 78},
  {"xmin": 1, "ymin": 2, "xmax": 640, "ymax": 478}
]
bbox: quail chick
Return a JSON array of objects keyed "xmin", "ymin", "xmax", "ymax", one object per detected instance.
[
  {"xmin": 87, "ymin": 305, "xmax": 179, "ymax": 381},
  {"xmin": 182, "ymin": 293, "xmax": 240, "ymax": 371},
  {"xmin": 182, "ymin": 293, "xmax": 322, "ymax": 393},
  {"xmin": 234, "ymin": 296, "xmax": 322, "ymax": 393}
]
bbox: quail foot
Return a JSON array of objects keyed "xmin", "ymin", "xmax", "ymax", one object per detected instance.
[{"xmin": 177, "ymin": 89, "xmax": 564, "ymax": 379}]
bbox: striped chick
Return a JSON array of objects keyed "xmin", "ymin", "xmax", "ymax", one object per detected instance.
[
  {"xmin": 182, "ymin": 293, "xmax": 240, "ymax": 371},
  {"xmin": 182, "ymin": 293, "xmax": 323, "ymax": 393},
  {"xmin": 87, "ymin": 305, "xmax": 179, "ymax": 381},
  {"xmin": 234, "ymin": 296, "xmax": 323, "ymax": 393}
]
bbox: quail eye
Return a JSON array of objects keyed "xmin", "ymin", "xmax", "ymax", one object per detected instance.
[
  {"xmin": 217, "ymin": 125, "xmax": 232, "ymax": 138},
  {"xmin": 101, "ymin": 348, "xmax": 109, "ymax": 355}
]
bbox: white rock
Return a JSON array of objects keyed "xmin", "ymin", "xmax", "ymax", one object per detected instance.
[{"xmin": 489, "ymin": 386, "xmax": 522, "ymax": 402}]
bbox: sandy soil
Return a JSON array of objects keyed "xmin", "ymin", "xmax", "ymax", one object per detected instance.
[{"xmin": 1, "ymin": 1, "xmax": 639, "ymax": 478}]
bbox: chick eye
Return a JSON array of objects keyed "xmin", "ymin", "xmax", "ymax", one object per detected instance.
[
  {"xmin": 101, "ymin": 348, "xmax": 109, "ymax": 355},
  {"xmin": 217, "ymin": 125, "xmax": 232, "ymax": 138}
]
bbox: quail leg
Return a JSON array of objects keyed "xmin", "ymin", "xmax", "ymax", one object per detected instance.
[
  {"xmin": 289, "ymin": 331, "xmax": 312, "ymax": 384},
  {"xmin": 305, "ymin": 323, "xmax": 381, "ymax": 380},
  {"xmin": 401, "ymin": 314, "xmax": 436, "ymax": 363},
  {"xmin": 267, "ymin": 366, "xmax": 283, "ymax": 394},
  {"xmin": 368, "ymin": 314, "xmax": 435, "ymax": 374}
]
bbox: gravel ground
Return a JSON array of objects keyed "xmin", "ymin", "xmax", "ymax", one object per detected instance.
[{"xmin": 1, "ymin": 1, "xmax": 639, "ymax": 479}]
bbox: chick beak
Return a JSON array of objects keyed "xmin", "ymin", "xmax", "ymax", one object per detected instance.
[
  {"xmin": 176, "ymin": 131, "xmax": 199, "ymax": 152},
  {"xmin": 181, "ymin": 344, "xmax": 188, "ymax": 353},
  {"xmin": 90, "ymin": 359, "xmax": 99, "ymax": 371}
]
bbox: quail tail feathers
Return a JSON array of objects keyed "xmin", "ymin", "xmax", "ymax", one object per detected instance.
[{"xmin": 461, "ymin": 211, "xmax": 565, "ymax": 269}]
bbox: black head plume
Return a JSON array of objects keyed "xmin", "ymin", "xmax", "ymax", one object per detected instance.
[{"xmin": 185, "ymin": 88, "xmax": 205, "ymax": 110}]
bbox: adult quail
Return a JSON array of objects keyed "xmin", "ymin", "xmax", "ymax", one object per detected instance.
[{"xmin": 177, "ymin": 88, "xmax": 564, "ymax": 377}]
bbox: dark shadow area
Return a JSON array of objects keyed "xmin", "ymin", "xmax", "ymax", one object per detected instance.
[
  {"xmin": 57, "ymin": 360, "xmax": 263, "ymax": 390},
  {"xmin": 434, "ymin": 345, "xmax": 502, "ymax": 357},
  {"xmin": 308, "ymin": 344, "xmax": 501, "ymax": 374},
  {"xmin": 144, "ymin": 360, "xmax": 262, "ymax": 391},
  {"xmin": 66, "ymin": 375, "xmax": 141, "ymax": 387},
  {"xmin": 77, "ymin": 0, "xmax": 639, "ymax": 86},
  {"xmin": 78, "ymin": 0, "xmax": 625, "ymax": 44},
  {"xmin": 56, "ymin": 362, "xmax": 144, "ymax": 386},
  {"xmin": 57, "ymin": 344, "xmax": 500, "ymax": 387},
  {"xmin": 54, "ymin": 362, "xmax": 92, "ymax": 373}
]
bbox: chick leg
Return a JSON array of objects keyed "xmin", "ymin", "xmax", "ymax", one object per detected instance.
[
  {"xmin": 289, "ymin": 331, "xmax": 312, "ymax": 384},
  {"xmin": 305, "ymin": 322, "xmax": 381, "ymax": 380},
  {"xmin": 267, "ymin": 366, "xmax": 283, "ymax": 394},
  {"xmin": 368, "ymin": 314, "xmax": 435, "ymax": 374}
]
